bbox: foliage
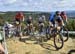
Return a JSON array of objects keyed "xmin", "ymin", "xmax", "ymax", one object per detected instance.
[
  {"xmin": 0, "ymin": 12, "xmax": 75, "ymax": 31},
  {"xmin": 67, "ymin": 19, "xmax": 75, "ymax": 31}
]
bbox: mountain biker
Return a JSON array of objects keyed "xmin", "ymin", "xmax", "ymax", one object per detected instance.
[
  {"xmin": 38, "ymin": 16, "xmax": 45, "ymax": 33},
  {"xmin": 54, "ymin": 11, "xmax": 64, "ymax": 31},
  {"xmin": 26, "ymin": 16, "xmax": 33, "ymax": 27},
  {"xmin": 15, "ymin": 12, "xmax": 24, "ymax": 36},
  {"xmin": 48, "ymin": 13, "xmax": 56, "ymax": 34},
  {"xmin": 60, "ymin": 11, "xmax": 68, "ymax": 25},
  {"xmin": 15, "ymin": 12, "xmax": 24, "ymax": 25},
  {"xmin": 26, "ymin": 16, "xmax": 33, "ymax": 34}
]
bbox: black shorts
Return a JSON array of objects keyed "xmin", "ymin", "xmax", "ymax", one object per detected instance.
[
  {"xmin": 15, "ymin": 18, "xmax": 20, "ymax": 25},
  {"xmin": 27, "ymin": 20, "xmax": 32, "ymax": 24},
  {"xmin": 56, "ymin": 18, "xmax": 62, "ymax": 23},
  {"xmin": 39, "ymin": 21, "xmax": 43, "ymax": 24}
]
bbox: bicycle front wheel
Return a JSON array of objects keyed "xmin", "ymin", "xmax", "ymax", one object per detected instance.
[{"xmin": 54, "ymin": 33, "xmax": 64, "ymax": 50}]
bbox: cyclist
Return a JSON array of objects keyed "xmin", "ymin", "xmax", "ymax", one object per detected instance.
[
  {"xmin": 54, "ymin": 11, "xmax": 64, "ymax": 31},
  {"xmin": 26, "ymin": 16, "xmax": 33, "ymax": 34},
  {"xmin": 38, "ymin": 16, "xmax": 45, "ymax": 33},
  {"xmin": 60, "ymin": 11, "xmax": 68, "ymax": 25},
  {"xmin": 15, "ymin": 12, "xmax": 24, "ymax": 25},
  {"xmin": 48, "ymin": 11, "xmax": 64, "ymax": 33},
  {"xmin": 26, "ymin": 16, "xmax": 33, "ymax": 26},
  {"xmin": 15, "ymin": 12, "xmax": 24, "ymax": 36},
  {"xmin": 48, "ymin": 13, "xmax": 56, "ymax": 35}
]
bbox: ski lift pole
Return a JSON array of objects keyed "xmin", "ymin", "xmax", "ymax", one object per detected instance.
[{"xmin": 3, "ymin": 27, "xmax": 8, "ymax": 54}]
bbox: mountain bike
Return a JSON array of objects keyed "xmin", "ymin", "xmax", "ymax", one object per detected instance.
[
  {"xmin": 46, "ymin": 26, "xmax": 64, "ymax": 50},
  {"xmin": 62, "ymin": 25, "xmax": 69, "ymax": 42}
]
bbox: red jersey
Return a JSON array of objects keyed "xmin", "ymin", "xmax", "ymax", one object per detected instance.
[
  {"xmin": 61, "ymin": 15, "xmax": 67, "ymax": 20},
  {"xmin": 15, "ymin": 12, "xmax": 24, "ymax": 20}
]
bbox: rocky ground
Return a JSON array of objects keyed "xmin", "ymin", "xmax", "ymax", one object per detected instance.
[{"xmin": 6, "ymin": 37, "xmax": 75, "ymax": 54}]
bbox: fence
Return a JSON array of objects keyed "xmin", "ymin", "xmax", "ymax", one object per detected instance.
[
  {"xmin": 63, "ymin": 31, "xmax": 75, "ymax": 34},
  {"xmin": 2, "ymin": 28, "xmax": 8, "ymax": 54}
]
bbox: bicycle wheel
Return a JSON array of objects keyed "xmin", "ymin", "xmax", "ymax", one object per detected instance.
[
  {"xmin": 46, "ymin": 26, "xmax": 51, "ymax": 40},
  {"xmin": 62, "ymin": 26, "xmax": 69, "ymax": 42},
  {"xmin": 54, "ymin": 33, "xmax": 64, "ymax": 50}
]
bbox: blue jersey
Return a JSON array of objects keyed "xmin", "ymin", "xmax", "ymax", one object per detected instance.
[{"xmin": 49, "ymin": 13, "xmax": 55, "ymax": 24}]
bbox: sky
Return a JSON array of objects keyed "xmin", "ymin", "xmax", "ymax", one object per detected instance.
[{"xmin": 0, "ymin": 0, "xmax": 75, "ymax": 12}]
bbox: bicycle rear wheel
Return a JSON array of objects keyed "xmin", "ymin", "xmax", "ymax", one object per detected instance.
[
  {"xmin": 62, "ymin": 26, "xmax": 69, "ymax": 42},
  {"xmin": 54, "ymin": 33, "xmax": 64, "ymax": 50}
]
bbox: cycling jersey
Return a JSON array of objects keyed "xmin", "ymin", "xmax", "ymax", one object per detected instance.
[
  {"xmin": 61, "ymin": 15, "xmax": 67, "ymax": 20},
  {"xmin": 55, "ymin": 16, "xmax": 62, "ymax": 23},
  {"xmin": 38, "ymin": 17, "xmax": 44, "ymax": 24},
  {"xmin": 26, "ymin": 19, "xmax": 32, "ymax": 24},
  {"xmin": 15, "ymin": 12, "xmax": 24, "ymax": 23},
  {"xmin": 49, "ymin": 13, "xmax": 55, "ymax": 24},
  {"xmin": 61, "ymin": 15, "xmax": 67, "ymax": 23},
  {"xmin": 15, "ymin": 12, "xmax": 24, "ymax": 25}
]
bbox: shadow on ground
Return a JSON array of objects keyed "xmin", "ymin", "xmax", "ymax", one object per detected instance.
[
  {"xmin": 68, "ymin": 49, "xmax": 75, "ymax": 54},
  {"xmin": 40, "ymin": 43, "xmax": 57, "ymax": 51}
]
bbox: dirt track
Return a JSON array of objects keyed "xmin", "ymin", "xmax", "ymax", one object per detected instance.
[{"xmin": 6, "ymin": 37, "xmax": 75, "ymax": 54}]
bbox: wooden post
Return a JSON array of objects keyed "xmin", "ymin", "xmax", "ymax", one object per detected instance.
[{"xmin": 3, "ymin": 27, "xmax": 8, "ymax": 54}]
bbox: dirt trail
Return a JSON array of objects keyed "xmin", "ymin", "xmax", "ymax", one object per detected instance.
[{"xmin": 6, "ymin": 37, "xmax": 75, "ymax": 54}]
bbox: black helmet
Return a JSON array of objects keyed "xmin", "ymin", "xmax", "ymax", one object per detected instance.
[{"xmin": 55, "ymin": 11, "xmax": 60, "ymax": 15}]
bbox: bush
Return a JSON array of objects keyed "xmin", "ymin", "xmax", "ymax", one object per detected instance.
[{"xmin": 67, "ymin": 19, "xmax": 75, "ymax": 31}]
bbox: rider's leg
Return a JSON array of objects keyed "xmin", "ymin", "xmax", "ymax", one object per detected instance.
[
  {"xmin": 49, "ymin": 22, "xmax": 54, "ymax": 34},
  {"xmin": 27, "ymin": 24, "xmax": 30, "ymax": 35},
  {"xmin": 15, "ymin": 20, "xmax": 21, "ymax": 36},
  {"xmin": 39, "ymin": 23, "xmax": 41, "ymax": 33},
  {"xmin": 30, "ymin": 23, "xmax": 33, "ymax": 33},
  {"xmin": 39, "ymin": 23, "xmax": 44, "ymax": 33},
  {"xmin": 41, "ymin": 23, "xmax": 44, "ymax": 32}
]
